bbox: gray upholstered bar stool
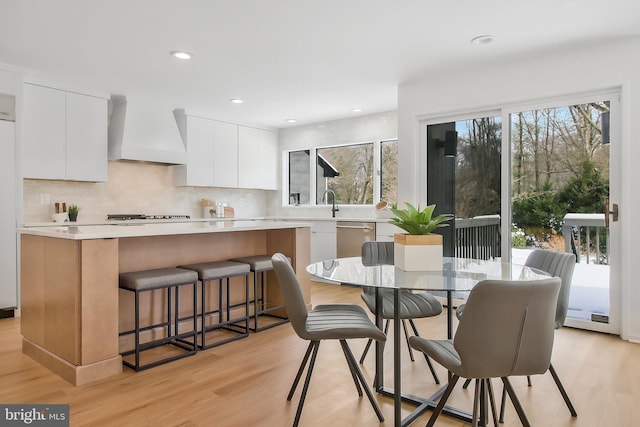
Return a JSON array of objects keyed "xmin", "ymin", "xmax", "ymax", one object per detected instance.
[
  {"xmin": 177, "ymin": 261, "xmax": 250, "ymax": 348},
  {"xmin": 119, "ymin": 267, "xmax": 199, "ymax": 371},
  {"xmin": 229, "ymin": 255, "xmax": 290, "ymax": 332}
]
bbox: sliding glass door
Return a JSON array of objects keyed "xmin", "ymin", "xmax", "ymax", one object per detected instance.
[
  {"xmin": 426, "ymin": 114, "xmax": 502, "ymax": 259},
  {"xmin": 425, "ymin": 92, "xmax": 620, "ymax": 334},
  {"xmin": 508, "ymin": 95, "xmax": 619, "ymax": 333}
]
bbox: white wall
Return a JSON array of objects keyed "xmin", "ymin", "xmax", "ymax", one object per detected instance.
[
  {"xmin": 398, "ymin": 36, "xmax": 640, "ymax": 342},
  {"xmin": 273, "ymin": 111, "xmax": 397, "ymax": 218}
]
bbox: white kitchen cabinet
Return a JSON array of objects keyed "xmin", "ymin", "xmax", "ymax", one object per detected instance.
[
  {"xmin": 375, "ymin": 221, "xmax": 401, "ymax": 242},
  {"xmin": 238, "ymin": 125, "xmax": 259, "ymax": 189},
  {"xmin": 309, "ymin": 221, "xmax": 337, "ymax": 263},
  {"xmin": 212, "ymin": 120, "xmax": 238, "ymax": 188},
  {"xmin": 174, "ymin": 112, "xmax": 278, "ymax": 190},
  {"xmin": 173, "ymin": 115, "xmax": 215, "ymax": 187},
  {"xmin": 22, "ymin": 84, "xmax": 66, "ymax": 179},
  {"xmin": 257, "ymin": 129, "xmax": 278, "ymax": 190},
  {"xmin": 238, "ymin": 126, "xmax": 278, "ymax": 190},
  {"xmin": 173, "ymin": 115, "xmax": 238, "ymax": 188},
  {"xmin": 0, "ymin": 119, "xmax": 17, "ymax": 309},
  {"xmin": 22, "ymin": 83, "xmax": 108, "ymax": 182},
  {"xmin": 65, "ymin": 92, "xmax": 108, "ymax": 181}
]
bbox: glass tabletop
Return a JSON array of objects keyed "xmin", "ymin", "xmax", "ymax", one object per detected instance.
[{"xmin": 306, "ymin": 256, "xmax": 550, "ymax": 293}]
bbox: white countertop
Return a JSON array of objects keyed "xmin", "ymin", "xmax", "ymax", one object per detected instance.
[
  {"xmin": 23, "ymin": 216, "xmax": 393, "ymax": 228},
  {"xmin": 17, "ymin": 220, "xmax": 313, "ymax": 240}
]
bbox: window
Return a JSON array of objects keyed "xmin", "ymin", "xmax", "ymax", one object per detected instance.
[
  {"xmin": 380, "ymin": 139, "xmax": 398, "ymax": 202},
  {"xmin": 316, "ymin": 143, "xmax": 373, "ymax": 205},
  {"xmin": 288, "ymin": 150, "xmax": 310, "ymax": 205},
  {"xmin": 286, "ymin": 140, "xmax": 397, "ymax": 206}
]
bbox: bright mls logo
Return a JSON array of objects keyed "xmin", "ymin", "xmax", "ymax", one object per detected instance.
[{"xmin": 1, "ymin": 405, "xmax": 69, "ymax": 426}]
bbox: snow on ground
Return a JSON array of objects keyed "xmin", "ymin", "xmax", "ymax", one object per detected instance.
[{"xmin": 512, "ymin": 248, "xmax": 609, "ymax": 320}]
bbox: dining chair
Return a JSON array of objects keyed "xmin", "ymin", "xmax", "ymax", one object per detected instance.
[
  {"xmin": 459, "ymin": 249, "xmax": 578, "ymax": 421},
  {"xmin": 499, "ymin": 249, "xmax": 577, "ymax": 420},
  {"xmin": 271, "ymin": 253, "xmax": 386, "ymax": 427},
  {"xmin": 359, "ymin": 241, "xmax": 443, "ymax": 384},
  {"xmin": 409, "ymin": 277, "xmax": 562, "ymax": 427}
]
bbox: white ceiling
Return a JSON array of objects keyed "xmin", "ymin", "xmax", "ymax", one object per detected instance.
[{"xmin": 1, "ymin": 0, "xmax": 639, "ymax": 129}]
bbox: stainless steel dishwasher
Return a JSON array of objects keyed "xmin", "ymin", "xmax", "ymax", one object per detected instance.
[{"xmin": 336, "ymin": 221, "xmax": 376, "ymax": 258}]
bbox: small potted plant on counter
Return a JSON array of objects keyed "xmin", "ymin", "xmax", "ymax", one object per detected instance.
[
  {"xmin": 68, "ymin": 204, "xmax": 79, "ymax": 222},
  {"xmin": 390, "ymin": 202, "xmax": 453, "ymax": 271}
]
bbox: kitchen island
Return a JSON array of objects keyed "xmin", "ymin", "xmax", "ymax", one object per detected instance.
[{"xmin": 18, "ymin": 221, "xmax": 311, "ymax": 385}]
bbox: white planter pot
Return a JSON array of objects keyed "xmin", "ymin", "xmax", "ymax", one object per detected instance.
[{"xmin": 394, "ymin": 233, "xmax": 443, "ymax": 271}]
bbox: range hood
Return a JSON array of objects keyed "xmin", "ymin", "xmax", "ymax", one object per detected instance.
[{"xmin": 108, "ymin": 95, "xmax": 188, "ymax": 165}]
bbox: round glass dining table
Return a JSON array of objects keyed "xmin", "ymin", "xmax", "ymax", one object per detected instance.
[{"xmin": 306, "ymin": 256, "xmax": 550, "ymax": 427}]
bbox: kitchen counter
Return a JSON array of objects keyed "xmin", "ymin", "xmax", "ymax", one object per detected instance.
[
  {"xmin": 19, "ymin": 220, "xmax": 311, "ymax": 386},
  {"xmin": 17, "ymin": 220, "xmax": 312, "ymax": 240},
  {"xmin": 23, "ymin": 216, "xmax": 393, "ymax": 228}
]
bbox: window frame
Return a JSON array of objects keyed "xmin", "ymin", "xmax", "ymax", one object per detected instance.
[{"xmin": 283, "ymin": 138, "xmax": 398, "ymax": 207}]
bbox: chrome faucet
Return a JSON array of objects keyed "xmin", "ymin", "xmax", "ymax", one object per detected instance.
[{"xmin": 321, "ymin": 189, "xmax": 339, "ymax": 218}]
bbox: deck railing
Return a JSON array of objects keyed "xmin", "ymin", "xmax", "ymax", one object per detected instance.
[
  {"xmin": 455, "ymin": 215, "xmax": 501, "ymax": 260},
  {"xmin": 562, "ymin": 213, "xmax": 609, "ymax": 265}
]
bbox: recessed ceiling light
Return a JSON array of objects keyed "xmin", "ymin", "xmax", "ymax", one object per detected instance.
[
  {"xmin": 351, "ymin": 108, "xmax": 363, "ymax": 113},
  {"xmin": 170, "ymin": 51, "xmax": 193, "ymax": 60},
  {"xmin": 285, "ymin": 118, "xmax": 297, "ymax": 123},
  {"xmin": 471, "ymin": 35, "xmax": 495, "ymax": 45},
  {"xmin": 229, "ymin": 98, "xmax": 244, "ymax": 104}
]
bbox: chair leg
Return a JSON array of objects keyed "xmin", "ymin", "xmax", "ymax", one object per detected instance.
[
  {"xmin": 340, "ymin": 341, "xmax": 363, "ymax": 396},
  {"xmin": 359, "ymin": 319, "xmax": 390, "ymax": 364},
  {"xmin": 402, "ymin": 320, "xmax": 415, "ymax": 361},
  {"xmin": 499, "ymin": 385, "xmax": 506, "ymax": 423},
  {"xmin": 292, "ymin": 341, "xmax": 320, "ymax": 427},
  {"xmin": 463, "ymin": 377, "xmax": 472, "ymax": 389},
  {"xmin": 486, "ymin": 379, "xmax": 499, "ymax": 427},
  {"xmin": 340, "ymin": 340, "xmax": 385, "ymax": 422},
  {"xmin": 472, "ymin": 379, "xmax": 480, "ymax": 427},
  {"xmin": 549, "ymin": 363, "xmax": 578, "ymax": 417},
  {"xmin": 288, "ymin": 341, "xmax": 316, "ymax": 401},
  {"xmin": 408, "ymin": 319, "xmax": 440, "ymax": 384},
  {"xmin": 501, "ymin": 377, "xmax": 531, "ymax": 427},
  {"xmin": 426, "ymin": 374, "xmax": 460, "ymax": 427}
]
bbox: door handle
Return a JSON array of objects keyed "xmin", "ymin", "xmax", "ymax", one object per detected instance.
[{"xmin": 605, "ymin": 197, "xmax": 618, "ymax": 228}]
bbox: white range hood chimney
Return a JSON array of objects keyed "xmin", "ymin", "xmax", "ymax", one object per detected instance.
[{"xmin": 108, "ymin": 95, "xmax": 188, "ymax": 165}]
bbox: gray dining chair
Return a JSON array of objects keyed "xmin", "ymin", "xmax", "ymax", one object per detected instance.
[
  {"xmin": 359, "ymin": 241, "xmax": 443, "ymax": 384},
  {"xmin": 409, "ymin": 277, "xmax": 562, "ymax": 427},
  {"xmin": 458, "ymin": 249, "xmax": 578, "ymax": 420},
  {"xmin": 271, "ymin": 253, "xmax": 386, "ymax": 427}
]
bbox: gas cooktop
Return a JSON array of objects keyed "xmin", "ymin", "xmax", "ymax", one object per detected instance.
[{"xmin": 107, "ymin": 214, "xmax": 191, "ymax": 221}]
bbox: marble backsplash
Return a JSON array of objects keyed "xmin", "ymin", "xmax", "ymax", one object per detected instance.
[{"xmin": 23, "ymin": 161, "xmax": 270, "ymax": 224}]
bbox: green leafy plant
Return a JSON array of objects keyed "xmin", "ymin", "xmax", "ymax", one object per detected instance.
[
  {"xmin": 389, "ymin": 203, "xmax": 453, "ymax": 235},
  {"xmin": 68, "ymin": 204, "xmax": 79, "ymax": 215}
]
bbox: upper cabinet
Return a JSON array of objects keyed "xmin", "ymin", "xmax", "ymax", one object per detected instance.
[
  {"xmin": 22, "ymin": 82, "xmax": 108, "ymax": 182},
  {"xmin": 173, "ymin": 111, "xmax": 278, "ymax": 190},
  {"xmin": 212, "ymin": 120, "xmax": 239, "ymax": 188},
  {"xmin": 238, "ymin": 126, "xmax": 278, "ymax": 190}
]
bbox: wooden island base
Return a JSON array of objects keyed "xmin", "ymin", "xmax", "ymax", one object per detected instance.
[{"xmin": 19, "ymin": 222, "xmax": 310, "ymax": 385}]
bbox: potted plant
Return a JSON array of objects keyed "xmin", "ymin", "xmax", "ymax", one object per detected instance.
[
  {"xmin": 68, "ymin": 204, "xmax": 79, "ymax": 222},
  {"xmin": 390, "ymin": 203, "xmax": 453, "ymax": 271}
]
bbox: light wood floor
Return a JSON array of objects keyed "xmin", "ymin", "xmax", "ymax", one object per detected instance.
[{"xmin": 1, "ymin": 282, "xmax": 639, "ymax": 427}]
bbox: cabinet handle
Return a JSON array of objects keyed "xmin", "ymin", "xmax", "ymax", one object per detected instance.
[{"xmin": 335, "ymin": 225, "xmax": 375, "ymax": 230}]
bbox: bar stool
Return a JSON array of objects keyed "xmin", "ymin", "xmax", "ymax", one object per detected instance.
[
  {"xmin": 229, "ymin": 255, "xmax": 290, "ymax": 332},
  {"xmin": 119, "ymin": 267, "xmax": 199, "ymax": 371},
  {"xmin": 177, "ymin": 261, "xmax": 250, "ymax": 349}
]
